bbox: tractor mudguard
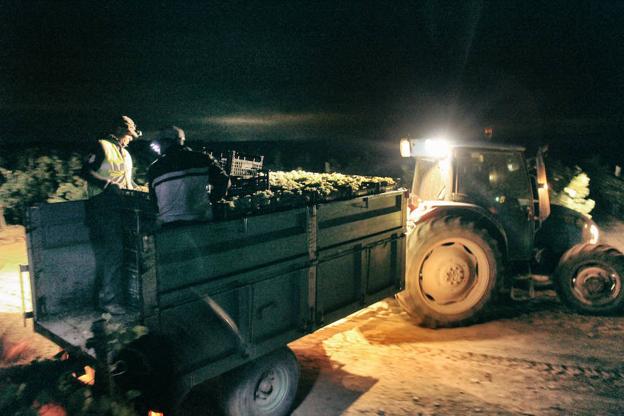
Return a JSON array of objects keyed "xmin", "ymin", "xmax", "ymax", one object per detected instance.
[
  {"xmin": 409, "ymin": 201, "xmax": 508, "ymax": 260},
  {"xmin": 534, "ymin": 204, "xmax": 598, "ymax": 274}
]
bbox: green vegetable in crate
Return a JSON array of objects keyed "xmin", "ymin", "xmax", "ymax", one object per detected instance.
[
  {"xmin": 270, "ymin": 170, "xmax": 395, "ymax": 195},
  {"xmin": 217, "ymin": 170, "xmax": 396, "ymax": 219}
]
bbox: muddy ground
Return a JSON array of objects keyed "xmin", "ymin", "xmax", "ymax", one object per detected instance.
[{"xmin": 2, "ymin": 222, "xmax": 624, "ymax": 416}]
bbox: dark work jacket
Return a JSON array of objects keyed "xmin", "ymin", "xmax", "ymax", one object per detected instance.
[{"xmin": 147, "ymin": 145, "xmax": 229, "ymax": 224}]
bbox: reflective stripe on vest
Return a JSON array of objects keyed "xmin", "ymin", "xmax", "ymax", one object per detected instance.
[
  {"xmin": 152, "ymin": 166, "xmax": 212, "ymax": 223},
  {"xmin": 87, "ymin": 139, "xmax": 134, "ymax": 198}
]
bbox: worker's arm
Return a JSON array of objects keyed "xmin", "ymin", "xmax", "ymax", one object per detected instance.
[
  {"xmin": 81, "ymin": 141, "xmax": 111, "ymax": 190},
  {"xmin": 207, "ymin": 156, "xmax": 231, "ymax": 203},
  {"xmin": 146, "ymin": 163, "xmax": 159, "ymax": 212}
]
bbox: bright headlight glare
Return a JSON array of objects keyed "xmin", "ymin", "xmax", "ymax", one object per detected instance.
[
  {"xmin": 424, "ymin": 138, "xmax": 450, "ymax": 159},
  {"xmin": 589, "ymin": 224, "xmax": 599, "ymax": 244},
  {"xmin": 400, "ymin": 139, "xmax": 411, "ymax": 157}
]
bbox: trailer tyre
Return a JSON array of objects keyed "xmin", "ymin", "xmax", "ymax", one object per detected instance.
[
  {"xmin": 221, "ymin": 347, "xmax": 299, "ymax": 416},
  {"xmin": 554, "ymin": 243, "xmax": 624, "ymax": 315},
  {"xmin": 110, "ymin": 335, "xmax": 174, "ymax": 414},
  {"xmin": 397, "ymin": 216, "xmax": 501, "ymax": 328}
]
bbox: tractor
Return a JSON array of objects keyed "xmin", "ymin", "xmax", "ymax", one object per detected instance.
[{"xmin": 396, "ymin": 138, "xmax": 624, "ymax": 328}]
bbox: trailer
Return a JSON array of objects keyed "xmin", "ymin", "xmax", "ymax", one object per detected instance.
[{"xmin": 25, "ymin": 189, "xmax": 406, "ymax": 414}]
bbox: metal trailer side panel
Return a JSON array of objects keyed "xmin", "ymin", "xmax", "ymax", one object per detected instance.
[
  {"xmin": 161, "ymin": 191, "xmax": 407, "ymax": 397},
  {"xmin": 151, "ymin": 206, "xmax": 311, "ymax": 383},
  {"xmin": 157, "ymin": 262, "xmax": 309, "ymax": 378},
  {"xmin": 25, "ymin": 199, "xmax": 148, "ymax": 357},
  {"xmin": 24, "ymin": 190, "xmax": 407, "ymax": 400},
  {"xmin": 172, "ymin": 230, "xmax": 406, "ymax": 397},
  {"xmin": 25, "ymin": 201, "xmax": 96, "ymax": 318},
  {"xmin": 313, "ymin": 190, "xmax": 406, "ymax": 326},
  {"xmin": 315, "ymin": 231, "xmax": 405, "ymax": 327},
  {"xmin": 154, "ymin": 207, "xmax": 309, "ymax": 294},
  {"xmin": 317, "ymin": 191, "xmax": 405, "ymax": 248}
]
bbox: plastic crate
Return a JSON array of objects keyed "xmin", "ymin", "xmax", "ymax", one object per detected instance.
[
  {"xmin": 221, "ymin": 150, "xmax": 264, "ymax": 177},
  {"xmin": 228, "ymin": 171, "xmax": 270, "ymax": 196},
  {"xmin": 119, "ymin": 191, "xmax": 156, "ymax": 307}
]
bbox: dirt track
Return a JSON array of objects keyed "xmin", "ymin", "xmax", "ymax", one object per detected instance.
[{"xmin": 286, "ymin": 298, "xmax": 624, "ymax": 416}]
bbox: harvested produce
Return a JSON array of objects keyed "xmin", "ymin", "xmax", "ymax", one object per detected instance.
[{"xmin": 216, "ymin": 170, "xmax": 396, "ymax": 219}]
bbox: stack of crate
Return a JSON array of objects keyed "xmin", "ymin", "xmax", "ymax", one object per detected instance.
[
  {"xmin": 221, "ymin": 151, "xmax": 270, "ymax": 197},
  {"xmin": 120, "ymin": 191, "xmax": 156, "ymax": 309}
]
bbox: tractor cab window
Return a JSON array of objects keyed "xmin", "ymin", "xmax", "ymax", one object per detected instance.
[
  {"xmin": 456, "ymin": 150, "xmax": 531, "ymax": 209},
  {"xmin": 412, "ymin": 157, "xmax": 451, "ymax": 201}
]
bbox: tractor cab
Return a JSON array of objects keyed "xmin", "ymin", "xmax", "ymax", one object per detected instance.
[{"xmin": 401, "ymin": 138, "xmax": 550, "ymax": 262}]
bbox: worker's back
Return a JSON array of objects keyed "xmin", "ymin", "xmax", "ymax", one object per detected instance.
[{"xmin": 148, "ymin": 145, "xmax": 228, "ymax": 224}]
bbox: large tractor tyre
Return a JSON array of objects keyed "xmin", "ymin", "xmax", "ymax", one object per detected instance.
[
  {"xmin": 221, "ymin": 347, "xmax": 300, "ymax": 416},
  {"xmin": 554, "ymin": 243, "xmax": 624, "ymax": 315},
  {"xmin": 397, "ymin": 216, "xmax": 502, "ymax": 328}
]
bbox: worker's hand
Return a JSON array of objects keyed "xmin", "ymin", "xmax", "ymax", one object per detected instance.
[
  {"xmin": 106, "ymin": 182, "xmax": 122, "ymax": 195},
  {"xmin": 134, "ymin": 185, "xmax": 148, "ymax": 193}
]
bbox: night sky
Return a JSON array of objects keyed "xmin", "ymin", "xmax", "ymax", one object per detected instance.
[{"xmin": 2, "ymin": 0, "xmax": 624, "ymax": 156}]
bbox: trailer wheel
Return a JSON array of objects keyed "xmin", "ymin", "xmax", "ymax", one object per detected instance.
[
  {"xmin": 397, "ymin": 216, "xmax": 502, "ymax": 328},
  {"xmin": 554, "ymin": 243, "xmax": 624, "ymax": 314},
  {"xmin": 111, "ymin": 335, "xmax": 173, "ymax": 414},
  {"xmin": 221, "ymin": 347, "xmax": 299, "ymax": 416}
]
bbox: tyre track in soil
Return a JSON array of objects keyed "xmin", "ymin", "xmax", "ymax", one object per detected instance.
[
  {"xmin": 290, "ymin": 298, "xmax": 624, "ymax": 416},
  {"xmin": 301, "ymin": 343, "xmax": 624, "ymax": 415},
  {"xmin": 303, "ymin": 298, "xmax": 624, "ymax": 381},
  {"xmin": 325, "ymin": 342, "xmax": 624, "ymax": 384}
]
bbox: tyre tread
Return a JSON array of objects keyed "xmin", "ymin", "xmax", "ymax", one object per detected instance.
[
  {"xmin": 399, "ymin": 215, "xmax": 503, "ymax": 328},
  {"xmin": 554, "ymin": 243, "xmax": 624, "ymax": 315}
]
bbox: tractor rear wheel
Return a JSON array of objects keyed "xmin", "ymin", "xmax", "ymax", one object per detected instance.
[
  {"xmin": 397, "ymin": 216, "xmax": 502, "ymax": 328},
  {"xmin": 554, "ymin": 243, "xmax": 624, "ymax": 315}
]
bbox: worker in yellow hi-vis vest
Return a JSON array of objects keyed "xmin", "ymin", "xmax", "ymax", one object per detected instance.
[{"xmin": 82, "ymin": 115, "xmax": 143, "ymax": 315}]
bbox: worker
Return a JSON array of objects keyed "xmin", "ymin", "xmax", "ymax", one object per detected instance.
[
  {"xmin": 82, "ymin": 115, "xmax": 142, "ymax": 315},
  {"xmin": 147, "ymin": 126, "xmax": 230, "ymax": 226}
]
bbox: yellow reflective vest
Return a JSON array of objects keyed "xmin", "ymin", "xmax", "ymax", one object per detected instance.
[{"xmin": 87, "ymin": 139, "xmax": 135, "ymax": 198}]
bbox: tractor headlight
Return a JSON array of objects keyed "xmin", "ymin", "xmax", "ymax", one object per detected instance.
[
  {"xmin": 400, "ymin": 139, "xmax": 411, "ymax": 157},
  {"xmin": 399, "ymin": 137, "xmax": 451, "ymax": 159},
  {"xmin": 589, "ymin": 224, "xmax": 599, "ymax": 244},
  {"xmin": 424, "ymin": 138, "xmax": 450, "ymax": 159}
]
